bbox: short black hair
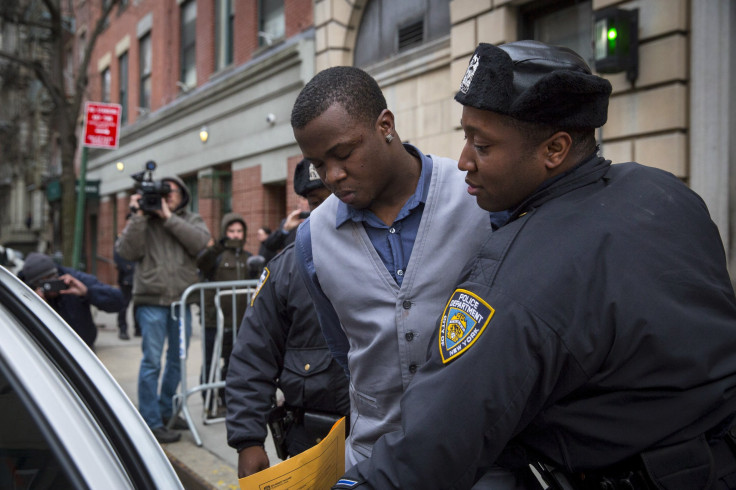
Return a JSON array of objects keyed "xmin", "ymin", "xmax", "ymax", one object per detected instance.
[
  {"xmin": 499, "ymin": 115, "xmax": 597, "ymax": 161},
  {"xmin": 291, "ymin": 66, "xmax": 387, "ymax": 129}
]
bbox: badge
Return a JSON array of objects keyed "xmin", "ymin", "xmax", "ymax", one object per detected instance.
[
  {"xmin": 459, "ymin": 53, "xmax": 479, "ymax": 94},
  {"xmin": 250, "ymin": 267, "xmax": 270, "ymax": 307},
  {"xmin": 439, "ymin": 288, "xmax": 494, "ymax": 363}
]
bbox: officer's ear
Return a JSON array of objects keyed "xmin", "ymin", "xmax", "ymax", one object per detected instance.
[{"xmin": 542, "ymin": 132, "xmax": 572, "ymax": 171}]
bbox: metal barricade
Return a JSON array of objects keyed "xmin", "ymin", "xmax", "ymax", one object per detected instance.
[{"xmin": 170, "ymin": 279, "xmax": 259, "ymax": 446}]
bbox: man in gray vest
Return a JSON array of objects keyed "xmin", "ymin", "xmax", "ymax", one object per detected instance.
[{"xmin": 291, "ymin": 66, "xmax": 499, "ymax": 467}]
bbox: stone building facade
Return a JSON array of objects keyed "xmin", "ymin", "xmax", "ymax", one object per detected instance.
[{"xmin": 65, "ymin": 0, "xmax": 734, "ymax": 285}]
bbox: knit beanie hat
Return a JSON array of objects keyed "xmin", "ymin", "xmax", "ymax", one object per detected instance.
[{"xmin": 22, "ymin": 252, "xmax": 58, "ymax": 286}]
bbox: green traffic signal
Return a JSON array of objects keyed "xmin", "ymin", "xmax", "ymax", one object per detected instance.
[{"xmin": 608, "ymin": 27, "xmax": 618, "ymax": 41}]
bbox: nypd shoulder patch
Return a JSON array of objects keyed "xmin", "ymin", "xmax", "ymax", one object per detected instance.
[
  {"xmin": 439, "ymin": 288, "xmax": 494, "ymax": 363},
  {"xmin": 250, "ymin": 267, "xmax": 270, "ymax": 307}
]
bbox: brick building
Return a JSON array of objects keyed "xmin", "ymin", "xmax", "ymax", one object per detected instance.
[
  {"xmin": 71, "ymin": 0, "xmax": 733, "ymax": 286},
  {"xmin": 81, "ymin": 0, "xmax": 313, "ymax": 283}
]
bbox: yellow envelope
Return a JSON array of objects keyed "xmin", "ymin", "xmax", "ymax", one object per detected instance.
[{"xmin": 239, "ymin": 417, "xmax": 346, "ymax": 490}]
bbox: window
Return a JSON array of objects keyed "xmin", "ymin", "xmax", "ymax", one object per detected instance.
[
  {"xmin": 101, "ymin": 67, "xmax": 111, "ymax": 103},
  {"xmin": 77, "ymin": 32, "xmax": 86, "ymax": 65},
  {"xmin": 520, "ymin": 1, "xmax": 593, "ymax": 66},
  {"xmin": 64, "ymin": 46, "xmax": 74, "ymax": 95},
  {"xmin": 215, "ymin": 0, "xmax": 234, "ymax": 70},
  {"xmin": 258, "ymin": 0, "xmax": 284, "ymax": 47},
  {"xmin": 139, "ymin": 32, "xmax": 151, "ymax": 110},
  {"xmin": 118, "ymin": 52, "xmax": 128, "ymax": 125},
  {"xmin": 353, "ymin": 0, "xmax": 450, "ymax": 68},
  {"xmin": 184, "ymin": 176, "xmax": 198, "ymax": 213},
  {"xmin": 0, "ymin": 367, "xmax": 74, "ymax": 488},
  {"xmin": 180, "ymin": 0, "xmax": 197, "ymax": 87},
  {"xmin": 220, "ymin": 172, "xmax": 232, "ymax": 214}
]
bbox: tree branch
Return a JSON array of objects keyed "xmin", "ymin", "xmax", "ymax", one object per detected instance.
[{"xmin": 40, "ymin": 0, "xmax": 60, "ymax": 21}]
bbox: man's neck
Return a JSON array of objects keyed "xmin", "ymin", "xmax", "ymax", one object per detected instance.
[{"xmin": 369, "ymin": 151, "xmax": 422, "ymax": 225}]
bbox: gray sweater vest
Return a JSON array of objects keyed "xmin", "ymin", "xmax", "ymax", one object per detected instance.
[{"xmin": 311, "ymin": 155, "xmax": 492, "ymax": 463}]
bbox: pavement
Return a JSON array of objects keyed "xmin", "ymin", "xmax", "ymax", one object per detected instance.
[{"xmin": 91, "ymin": 307, "xmax": 280, "ymax": 490}]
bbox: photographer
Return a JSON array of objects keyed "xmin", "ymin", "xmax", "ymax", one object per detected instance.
[
  {"xmin": 20, "ymin": 252, "xmax": 124, "ymax": 349},
  {"xmin": 116, "ymin": 170, "xmax": 211, "ymax": 444},
  {"xmin": 260, "ymin": 208, "xmax": 309, "ymax": 262}
]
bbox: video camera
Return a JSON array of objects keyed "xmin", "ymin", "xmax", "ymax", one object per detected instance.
[{"xmin": 131, "ymin": 160, "xmax": 171, "ymax": 214}]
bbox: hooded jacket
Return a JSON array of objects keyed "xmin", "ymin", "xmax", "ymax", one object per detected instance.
[
  {"xmin": 116, "ymin": 175, "xmax": 211, "ymax": 306},
  {"xmin": 196, "ymin": 212, "xmax": 256, "ymax": 329}
]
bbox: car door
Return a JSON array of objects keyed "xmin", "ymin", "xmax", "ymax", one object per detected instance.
[{"xmin": 0, "ymin": 266, "xmax": 183, "ymax": 489}]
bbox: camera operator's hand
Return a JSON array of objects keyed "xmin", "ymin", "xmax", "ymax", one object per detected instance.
[
  {"xmin": 129, "ymin": 194, "xmax": 144, "ymax": 216},
  {"xmin": 33, "ymin": 286, "xmax": 50, "ymax": 303},
  {"xmin": 155, "ymin": 196, "xmax": 172, "ymax": 220},
  {"xmin": 58, "ymin": 274, "xmax": 88, "ymax": 297},
  {"xmin": 282, "ymin": 209, "xmax": 306, "ymax": 232}
]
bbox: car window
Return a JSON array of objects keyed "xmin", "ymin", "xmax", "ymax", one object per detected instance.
[{"xmin": 0, "ymin": 366, "xmax": 74, "ymax": 489}]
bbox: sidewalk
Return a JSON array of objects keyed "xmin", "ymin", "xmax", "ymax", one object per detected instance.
[{"xmin": 92, "ymin": 308, "xmax": 279, "ymax": 489}]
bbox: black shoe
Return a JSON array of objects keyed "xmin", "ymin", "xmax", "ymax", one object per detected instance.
[
  {"xmin": 118, "ymin": 331, "xmax": 130, "ymax": 340},
  {"xmin": 152, "ymin": 426, "xmax": 181, "ymax": 443},
  {"xmin": 163, "ymin": 416, "xmax": 189, "ymax": 430},
  {"xmin": 134, "ymin": 330, "xmax": 142, "ymax": 337}
]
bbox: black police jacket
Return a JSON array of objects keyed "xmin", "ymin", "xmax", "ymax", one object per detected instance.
[
  {"xmin": 337, "ymin": 156, "xmax": 736, "ymax": 489},
  {"xmin": 225, "ymin": 243, "xmax": 350, "ymax": 453}
]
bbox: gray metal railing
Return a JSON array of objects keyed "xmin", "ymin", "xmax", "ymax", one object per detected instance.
[{"xmin": 169, "ymin": 279, "xmax": 259, "ymax": 446}]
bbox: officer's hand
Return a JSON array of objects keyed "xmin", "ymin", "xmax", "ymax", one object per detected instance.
[{"xmin": 238, "ymin": 445, "xmax": 270, "ymax": 478}]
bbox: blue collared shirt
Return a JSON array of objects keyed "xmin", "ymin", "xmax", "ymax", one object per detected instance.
[{"xmin": 294, "ymin": 144, "xmax": 433, "ymax": 374}]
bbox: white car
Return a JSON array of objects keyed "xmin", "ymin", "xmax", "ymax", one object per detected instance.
[{"xmin": 0, "ymin": 266, "xmax": 183, "ymax": 488}]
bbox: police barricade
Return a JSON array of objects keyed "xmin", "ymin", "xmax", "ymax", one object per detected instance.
[{"xmin": 170, "ymin": 279, "xmax": 259, "ymax": 447}]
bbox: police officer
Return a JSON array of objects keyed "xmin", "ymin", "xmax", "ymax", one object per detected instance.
[
  {"xmin": 333, "ymin": 41, "xmax": 736, "ymax": 489},
  {"xmin": 225, "ymin": 159, "xmax": 350, "ymax": 478}
]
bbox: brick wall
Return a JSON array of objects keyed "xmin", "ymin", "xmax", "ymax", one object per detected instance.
[
  {"xmin": 286, "ymin": 0, "xmax": 314, "ymax": 37},
  {"xmin": 197, "ymin": 0, "xmax": 216, "ymax": 85},
  {"xmin": 86, "ymin": 0, "xmax": 315, "ymax": 271}
]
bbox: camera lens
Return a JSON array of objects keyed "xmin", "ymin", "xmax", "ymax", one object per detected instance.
[{"xmin": 145, "ymin": 160, "xmax": 157, "ymax": 171}]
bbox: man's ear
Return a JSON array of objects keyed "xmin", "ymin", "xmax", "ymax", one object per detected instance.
[
  {"xmin": 376, "ymin": 109, "xmax": 395, "ymax": 137},
  {"xmin": 543, "ymin": 131, "xmax": 572, "ymax": 170}
]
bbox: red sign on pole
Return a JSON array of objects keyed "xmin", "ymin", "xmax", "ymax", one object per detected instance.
[{"xmin": 82, "ymin": 101, "xmax": 122, "ymax": 149}]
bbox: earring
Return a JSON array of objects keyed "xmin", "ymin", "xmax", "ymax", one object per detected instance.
[{"xmin": 385, "ymin": 133, "xmax": 394, "ymax": 143}]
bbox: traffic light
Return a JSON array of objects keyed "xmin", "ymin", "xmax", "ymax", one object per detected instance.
[{"xmin": 594, "ymin": 7, "xmax": 638, "ymax": 82}]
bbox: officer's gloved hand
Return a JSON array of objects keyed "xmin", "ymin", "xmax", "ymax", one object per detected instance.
[{"xmin": 238, "ymin": 445, "xmax": 270, "ymax": 478}]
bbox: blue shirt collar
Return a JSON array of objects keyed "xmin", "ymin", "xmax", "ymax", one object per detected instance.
[{"xmin": 335, "ymin": 144, "xmax": 433, "ymax": 227}]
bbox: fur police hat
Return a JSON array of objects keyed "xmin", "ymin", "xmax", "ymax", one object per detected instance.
[
  {"xmin": 293, "ymin": 159, "xmax": 325, "ymax": 197},
  {"xmin": 455, "ymin": 40, "xmax": 612, "ymax": 128}
]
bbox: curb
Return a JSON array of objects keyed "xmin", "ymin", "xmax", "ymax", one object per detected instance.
[
  {"xmin": 163, "ymin": 439, "xmax": 240, "ymax": 490},
  {"xmin": 166, "ymin": 449, "xmax": 216, "ymax": 490}
]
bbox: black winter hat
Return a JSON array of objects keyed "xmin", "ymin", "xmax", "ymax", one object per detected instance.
[
  {"xmin": 455, "ymin": 40, "xmax": 612, "ymax": 128},
  {"xmin": 293, "ymin": 159, "xmax": 325, "ymax": 197},
  {"xmin": 22, "ymin": 252, "xmax": 58, "ymax": 287}
]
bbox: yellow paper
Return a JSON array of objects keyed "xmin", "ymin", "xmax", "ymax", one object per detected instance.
[{"xmin": 239, "ymin": 417, "xmax": 346, "ymax": 490}]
